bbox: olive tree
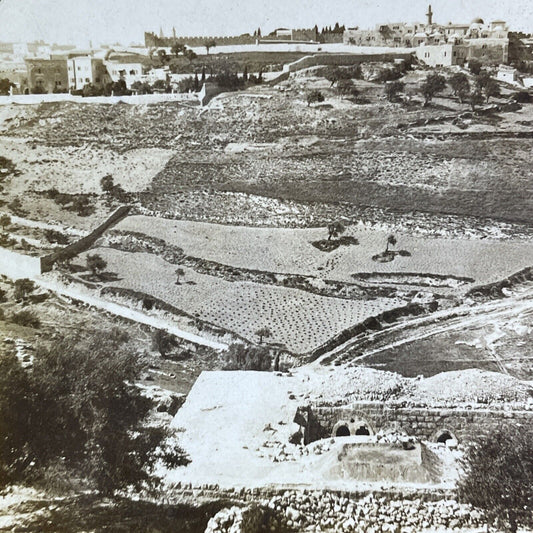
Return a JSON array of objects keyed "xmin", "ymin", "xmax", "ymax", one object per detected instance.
[
  {"xmin": 327, "ymin": 221, "xmax": 345, "ymax": 241},
  {"xmin": 420, "ymin": 73, "xmax": 446, "ymax": 105}
]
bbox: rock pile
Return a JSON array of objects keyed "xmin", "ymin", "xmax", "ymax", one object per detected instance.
[
  {"xmin": 206, "ymin": 491, "xmax": 485, "ymax": 532},
  {"xmin": 205, "ymin": 506, "xmax": 246, "ymax": 533}
]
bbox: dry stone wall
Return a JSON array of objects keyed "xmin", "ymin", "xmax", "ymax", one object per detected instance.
[{"xmin": 298, "ymin": 402, "xmax": 533, "ymax": 443}]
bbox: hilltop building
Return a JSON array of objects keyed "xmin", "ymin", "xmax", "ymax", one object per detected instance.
[{"xmin": 344, "ymin": 6, "xmax": 509, "ymax": 66}]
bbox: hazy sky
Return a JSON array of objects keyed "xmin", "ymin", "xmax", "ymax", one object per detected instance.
[{"xmin": 0, "ymin": 0, "xmax": 531, "ymax": 46}]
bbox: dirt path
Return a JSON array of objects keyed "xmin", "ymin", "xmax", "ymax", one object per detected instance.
[
  {"xmin": 317, "ymin": 285, "xmax": 533, "ymax": 368},
  {"xmin": 0, "ymin": 212, "xmax": 86, "ymax": 237},
  {"xmin": 32, "ymin": 277, "xmax": 228, "ymax": 351}
]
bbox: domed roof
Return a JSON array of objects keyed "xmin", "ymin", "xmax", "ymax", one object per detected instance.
[{"xmin": 471, "ymin": 17, "xmax": 484, "ymax": 24}]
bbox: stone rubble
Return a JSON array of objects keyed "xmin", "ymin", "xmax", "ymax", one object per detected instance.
[{"xmin": 204, "ymin": 491, "xmax": 485, "ymax": 533}]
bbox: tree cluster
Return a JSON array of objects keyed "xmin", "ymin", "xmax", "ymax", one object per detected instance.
[
  {"xmin": 448, "ymin": 70, "xmax": 501, "ymax": 110},
  {"xmin": 223, "ymin": 343, "xmax": 273, "ymax": 371},
  {"xmin": 0, "ymin": 332, "xmax": 188, "ymax": 493}
]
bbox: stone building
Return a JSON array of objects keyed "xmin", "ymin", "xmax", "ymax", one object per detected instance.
[
  {"xmin": 24, "ymin": 57, "xmax": 68, "ymax": 93},
  {"xmin": 344, "ymin": 6, "xmax": 510, "ymax": 65},
  {"xmin": 67, "ymin": 55, "xmax": 109, "ymax": 91}
]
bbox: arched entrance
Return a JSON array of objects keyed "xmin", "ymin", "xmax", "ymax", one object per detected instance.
[
  {"xmin": 336, "ymin": 425, "xmax": 351, "ymax": 437},
  {"xmin": 436, "ymin": 431, "xmax": 452, "ymax": 443},
  {"xmin": 433, "ymin": 429, "xmax": 458, "ymax": 445},
  {"xmin": 332, "ymin": 417, "xmax": 375, "ymax": 438}
]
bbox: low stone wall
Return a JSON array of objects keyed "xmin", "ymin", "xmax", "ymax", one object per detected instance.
[
  {"xmin": 40, "ymin": 205, "xmax": 131, "ymax": 271},
  {"xmin": 0, "ymin": 93, "xmax": 200, "ymax": 107},
  {"xmin": 297, "ymin": 402, "xmax": 533, "ymax": 443},
  {"xmin": 163, "ymin": 486, "xmax": 484, "ymax": 533}
]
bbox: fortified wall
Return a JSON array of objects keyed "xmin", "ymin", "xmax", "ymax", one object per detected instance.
[
  {"xmin": 283, "ymin": 51, "xmax": 413, "ymax": 74},
  {"xmin": 144, "ymin": 32, "xmax": 256, "ymax": 48},
  {"xmin": 296, "ymin": 402, "xmax": 533, "ymax": 444}
]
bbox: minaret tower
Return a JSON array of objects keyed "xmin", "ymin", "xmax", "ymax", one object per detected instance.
[{"xmin": 426, "ymin": 4, "xmax": 433, "ymax": 26}]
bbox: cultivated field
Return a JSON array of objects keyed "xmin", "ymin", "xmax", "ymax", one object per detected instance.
[
  {"xmin": 83, "ymin": 247, "xmax": 406, "ymax": 353},
  {"xmin": 115, "ymin": 215, "xmax": 533, "ymax": 286}
]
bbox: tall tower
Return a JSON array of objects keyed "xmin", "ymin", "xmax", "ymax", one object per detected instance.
[
  {"xmin": 159, "ymin": 26, "xmax": 164, "ymax": 39},
  {"xmin": 172, "ymin": 26, "xmax": 177, "ymax": 39},
  {"xmin": 426, "ymin": 4, "xmax": 433, "ymax": 26}
]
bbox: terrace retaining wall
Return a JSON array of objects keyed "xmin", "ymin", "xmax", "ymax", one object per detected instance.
[
  {"xmin": 297, "ymin": 402, "xmax": 533, "ymax": 444},
  {"xmin": 40, "ymin": 205, "xmax": 131, "ymax": 271}
]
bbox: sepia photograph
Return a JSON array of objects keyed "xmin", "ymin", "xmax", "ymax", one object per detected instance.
[{"xmin": 0, "ymin": 0, "xmax": 532, "ymax": 531}]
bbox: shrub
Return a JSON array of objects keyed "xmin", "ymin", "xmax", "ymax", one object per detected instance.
[
  {"xmin": 0, "ymin": 214, "xmax": 11, "ymax": 230},
  {"xmin": 468, "ymin": 58, "xmax": 482, "ymax": 75},
  {"xmin": 152, "ymin": 329, "xmax": 178, "ymax": 357},
  {"xmin": 306, "ymin": 90, "xmax": 325, "ymax": 107},
  {"xmin": 82, "ymin": 84, "xmax": 103, "ymax": 97},
  {"xmin": 327, "ymin": 221, "xmax": 345, "ymax": 241},
  {"xmin": 44, "ymin": 229, "xmax": 70, "ymax": 245},
  {"xmin": 100, "ymin": 174, "xmax": 114, "ymax": 193},
  {"xmin": 86, "ymin": 254, "xmax": 107, "ymax": 275},
  {"xmin": 10, "ymin": 309, "xmax": 41, "ymax": 328},
  {"xmin": 13, "ymin": 278, "xmax": 35, "ymax": 301},
  {"xmin": 223, "ymin": 343, "xmax": 272, "ymax": 371},
  {"xmin": 457, "ymin": 424, "xmax": 533, "ymax": 533},
  {"xmin": 70, "ymin": 195, "xmax": 94, "ymax": 216},
  {"xmin": 336, "ymin": 79, "xmax": 359, "ymax": 98},
  {"xmin": 511, "ymin": 91, "xmax": 532, "ymax": 103},
  {"xmin": 7, "ymin": 198, "xmax": 27, "ymax": 217},
  {"xmin": 0, "ymin": 288, "xmax": 7, "ymax": 303},
  {"xmin": 0, "ymin": 233, "xmax": 16, "ymax": 247}
]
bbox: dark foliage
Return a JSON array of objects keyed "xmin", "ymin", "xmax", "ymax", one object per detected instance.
[
  {"xmin": 223, "ymin": 343, "xmax": 272, "ymax": 371},
  {"xmin": 457, "ymin": 424, "xmax": 533, "ymax": 533},
  {"xmin": 0, "ymin": 78, "xmax": 15, "ymax": 96},
  {"xmin": 9, "ymin": 310, "xmax": 41, "ymax": 328},
  {"xmin": 420, "ymin": 73, "xmax": 446, "ymax": 105},
  {"xmin": 86, "ymin": 254, "xmax": 107, "ymax": 275},
  {"xmin": 0, "ymin": 333, "xmax": 188, "ymax": 494},
  {"xmin": 44, "ymin": 229, "xmax": 70, "ymax": 245},
  {"xmin": 384, "ymin": 80, "xmax": 405, "ymax": 102},
  {"xmin": 152, "ymin": 329, "xmax": 179, "ymax": 357},
  {"xmin": 468, "ymin": 59, "xmax": 483, "ymax": 75},
  {"xmin": 306, "ymin": 90, "xmax": 325, "ymax": 106},
  {"xmin": 449, "ymin": 73, "xmax": 470, "ymax": 103},
  {"xmin": 7, "ymin": 197, "xmax": 28, "ymax": 217},
  {"xmin": 13, "ymin": 278, "xmax": 35, "ymax": 302}
]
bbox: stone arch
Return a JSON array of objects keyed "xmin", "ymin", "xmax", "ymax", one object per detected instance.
[
  {"xmin": 332, "ymin": 417, "xmax": 375, "ymax": 438},
  {"xmin": 432, "ymin": 428, "xmax": 458, "ymax": 444},
  {"xmin": 336, "ymin": 424, "xmax": 351, "ymax": 437}
]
